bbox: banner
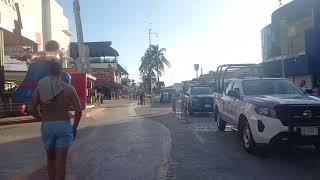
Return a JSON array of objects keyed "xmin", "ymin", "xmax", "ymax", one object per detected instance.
[{"xmin": 92, "ymin": 68, "xmax": 115, "ymax": 82}]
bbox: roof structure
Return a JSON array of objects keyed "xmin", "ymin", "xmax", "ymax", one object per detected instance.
[{"xmin": 70, "ymin": 41, "xmax": 119, "ymax": 59}]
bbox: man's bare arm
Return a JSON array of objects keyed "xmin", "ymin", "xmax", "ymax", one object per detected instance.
[
  {"xmin": 31, "ymin": 88, "xmax": 42, "ymax": 120},
  {"xmin": 70, "ymin": 87, "xmax": 82, "ymax": 130}
]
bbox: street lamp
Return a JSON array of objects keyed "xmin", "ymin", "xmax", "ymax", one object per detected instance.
[{"xmin": 73, "ymin": 0, "xmax": 91, "ymax": 73}]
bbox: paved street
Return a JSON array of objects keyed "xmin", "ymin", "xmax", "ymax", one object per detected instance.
[
  {"xmin": 1, "ymin": 102, "xmax": 320, "ymax": 180},
  {"xmin": 152, "ymin": 113, "xmax": 320, "ymax": 180}
]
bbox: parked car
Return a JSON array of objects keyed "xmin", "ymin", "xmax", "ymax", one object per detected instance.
[
  {"xmin": 214, "ymin": 77, "xmax": 320, "ymax": 153},
  {"xmin": 185, "ymin": 86, "xmax": 214, "ymax": 115}
]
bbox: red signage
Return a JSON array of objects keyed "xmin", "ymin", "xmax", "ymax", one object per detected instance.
[{"xmin": 92, "ymin": 68, "xmax": 115, "ymax": 82}]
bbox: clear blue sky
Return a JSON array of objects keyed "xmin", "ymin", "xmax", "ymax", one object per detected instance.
[{"xmin": 57, "ymin": 0, "xmax": 292, "ymax": 86}]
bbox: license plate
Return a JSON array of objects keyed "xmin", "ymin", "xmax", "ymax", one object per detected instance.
[
  {"xmin": 205, "ymin": 104, "xmax": 211, "ymax": 108},
  {"xmin": 301, "ymin": 127, "xmax": 319, "ymax": 136}
]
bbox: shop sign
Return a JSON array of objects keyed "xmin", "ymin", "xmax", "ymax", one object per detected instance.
[
  {"xmin": 4, "ymin": 56, "xmax": 28, "ymax": 71},
  {"xmin": 90, "ymin": 62, "xmax": 117, "ymax": 69},
  {"xmin": 92, "ymin": 68, "xmax": 115, "ymax": 82},
  {"xmin": 0, "ymin": 0, "xmax": 17, "ymax": 32}
]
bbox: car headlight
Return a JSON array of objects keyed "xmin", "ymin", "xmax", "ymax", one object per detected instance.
[{"xmin": 254, "ymin": 105, "xmax": 277, "ymax": 118}]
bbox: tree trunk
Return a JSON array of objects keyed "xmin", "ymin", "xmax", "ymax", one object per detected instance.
[
  {"xmin": 149, "ymin": 69, "xmax": 152, "ymax": 94},
  {"xmin": 157, "ymin": 65, "xmax": 160, "ymax": 93}
]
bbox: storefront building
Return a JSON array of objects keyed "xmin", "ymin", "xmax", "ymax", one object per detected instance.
[
  {"xmin": 70, "ymin": 41, "xmax": 130, "ymax": 100},
  {"xmin": 0, "ymin": 0, "xmax": 71, "ymax": 95},
  {"xmin": 261, "ymin": 0, "xmax": 320, "ymax": 88}
]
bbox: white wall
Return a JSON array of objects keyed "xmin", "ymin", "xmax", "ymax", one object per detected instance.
[
  {"xmin": 42, "ymin": 0, "xmax": 71, "ymax": 55},
  {"xmin": 49, "ymin": 0, "xmax": 70, "ymax": 54},
  {"xmin": 16, "ymin": 0, "xmax": 43, "ymax": 49}
]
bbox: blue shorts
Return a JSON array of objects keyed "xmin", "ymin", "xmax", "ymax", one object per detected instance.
[{"xmin": 41, "ymin": 121, "xmax": 73, "ymax": 150}]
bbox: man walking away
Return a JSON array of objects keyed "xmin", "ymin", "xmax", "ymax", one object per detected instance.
[{"xmin": 31, "ymin": 60, "xmax": 82, "ymax": 180}]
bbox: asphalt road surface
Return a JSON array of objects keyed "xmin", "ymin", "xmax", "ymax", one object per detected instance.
[
  {"xmin": 153, "ymin": 112, "xmax": 320, "ymax": 180},
  {"xmin": 1, "ymin": 103, "xmax": 320, "ymax": 180}
]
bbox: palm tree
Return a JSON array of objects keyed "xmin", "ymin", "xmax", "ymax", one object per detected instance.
[
  {"xmin": 149, "ymin": 45, "xmax": 171, "ymax": 85},
  {"xmin": 139, "ymin": 45, "xmax": 171, "ymax": 94}
]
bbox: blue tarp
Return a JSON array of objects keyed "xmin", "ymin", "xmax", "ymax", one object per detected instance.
[{"xmin": 12, "ymin": 61, "xmax": 71, "ymax": 104}]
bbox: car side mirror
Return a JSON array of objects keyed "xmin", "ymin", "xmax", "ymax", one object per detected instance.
[
  {"xmin": 305, "ymin": 89, "xmax": 313, "ymax": 94},
  {"xmin": 228, "ymin": 90, "xmax": 240, "ymax": 99}
]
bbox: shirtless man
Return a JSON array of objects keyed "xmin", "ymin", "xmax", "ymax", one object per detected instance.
[
  {"xmin": 18, "ymin": 40, "xmax": 66, "ymax": 64},
  {"xmin": 31, "ymin": 61, "xmax": 82, "ymax": 180}
]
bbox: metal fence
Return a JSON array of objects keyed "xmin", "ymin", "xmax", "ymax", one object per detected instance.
[
  {"xmin": 0, "ymin": 99, "xmax": 28, "ymax": 118},
  {"xmin": 172, "ymin": 96, "xmax": 189, "ymax": 123}
]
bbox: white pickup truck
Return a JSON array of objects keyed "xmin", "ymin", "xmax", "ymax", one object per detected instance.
[{"xmin": 214, "ymin": 77, "xmax": 320, "ymax": 153}]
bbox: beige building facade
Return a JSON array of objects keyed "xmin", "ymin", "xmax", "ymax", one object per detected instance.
[{"xmin": 0, "ymin": 0, "xmax": 71, "ymax": 83}]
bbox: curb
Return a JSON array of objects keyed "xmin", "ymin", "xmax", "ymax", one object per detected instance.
[
  {"xmin": 0, "ymin": 107, "xmax": 104, "ymax": 127},
  {"xmin": 84, "ymin": 108, "xmax": 104, "ymax": 118},
  {"xmin": 0, "ymin": 117, "xmax": 40, "ymax": 126}
]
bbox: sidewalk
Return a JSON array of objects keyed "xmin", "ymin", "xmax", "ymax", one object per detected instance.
[
  {"xmin": 134, "ymin": 103, "xmax": 171, "ymax": 117},
  {"xmin": 0, "ymin": 116, "xmax": 40, "ymax": 126},
  {"xmin": 0, "ymin": 101, "xmax": 124, "ymax": 126}
]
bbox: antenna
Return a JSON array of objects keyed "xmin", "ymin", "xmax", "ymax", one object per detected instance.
[{"xmin": 278, "ymin": 0, "xmax": 282, "ymax": 7}]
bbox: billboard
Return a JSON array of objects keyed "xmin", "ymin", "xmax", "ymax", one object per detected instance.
[{"xmin": 92, "ymin": 68, "xmax": 115, "ymax": 82}]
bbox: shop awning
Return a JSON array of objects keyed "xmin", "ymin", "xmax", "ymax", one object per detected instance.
[
  {"xmin": 70, "ymin": 42, "xmax": 119, "ymax": 59},
  {"xmin": 95, "ymin": 81, "xmax": 126, "ymax": 89},
  {"xmin": 116, "ymin": 63, "xmax": 129, "ymax": 75}
]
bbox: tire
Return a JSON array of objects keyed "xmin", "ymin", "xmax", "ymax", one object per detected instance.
[
  {"xmin": 216, "ymin": 111, "xmax": 226, "ymax": 131},
  {"xmin": 241, "ymin": 120, "xmax": 257, "ymax": 153}
]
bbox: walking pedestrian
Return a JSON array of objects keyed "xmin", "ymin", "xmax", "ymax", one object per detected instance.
[
  {"xmin": 100, "ymin": 93, "xmax": 104, "ymax": 104},
  {"xmin": 96, "ymin": 93, "xmax": 101, "ymax": 106},
  {"xmin": 31, "ymin": 60, "xmax": 82, "ymax": 180},
  {"xmin": 139, "ymin": 92, "xmax": 144, "ymax": 105}
]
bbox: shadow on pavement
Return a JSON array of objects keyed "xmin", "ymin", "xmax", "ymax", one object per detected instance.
[
  {"xmin": 0, "ymin": 125, "xmax": 96, "ymax": 180},
  {"xmin": 146, "ymin": 113, "xmax": 320, "ymax": 180},
  {"xmin": 23, "ymin": 118, "xmax": 170, "ymax": 180}
]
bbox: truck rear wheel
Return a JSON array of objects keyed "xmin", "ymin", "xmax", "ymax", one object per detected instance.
[
  {"xmin": 216, "ymin": 111, "xmax": 226, "ymax": 131},
  {"xmin": 242, "ymin": 121, "xmax": 257, "ymax": 153}
]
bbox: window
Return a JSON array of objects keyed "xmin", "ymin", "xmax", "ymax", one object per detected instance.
[
  {"xmin": 232, "ymin": 82, "xmax": 241, "ymax": 93},
  {"xmin": 190, "ymin": 87, "xmax": 213, "ymax": 95},
  {"xmin": 224, "ymin": 82, "xmax": 234, "ymax": 95},
  {"xmin": 243, "ymin": 79, "xmax": 304, "ymax": 96}
]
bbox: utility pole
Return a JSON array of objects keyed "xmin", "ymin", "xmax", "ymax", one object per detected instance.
[
  {"xmin": 149, "ymin": 28, "xmax": 152, "ymax": 48},
  {"xmin": 73, "ymin": 0, "xmax": 88, "ymax": 73},
  {"xmin": 148, "ymin": 23, "xmax": 158, "ymax": 48},
  {"xmin": 147, "ymin": 23, "xmax": 159, "ymax": 94},
  {"xmin": 0, "ymin": 30, "xmax": 4, "ymax": 98},
  {"xmin": 281, "ymin": 59, "xmax": 285, "ymax": 78}
]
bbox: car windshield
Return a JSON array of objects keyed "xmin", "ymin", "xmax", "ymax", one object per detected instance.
[
  {"xmin": 190, "ymin": 87, "xmax": 212, "ymax": 95},
  {"xmin": 243, "ymin": 79, "xmax": 305, "ymax": 96}
]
